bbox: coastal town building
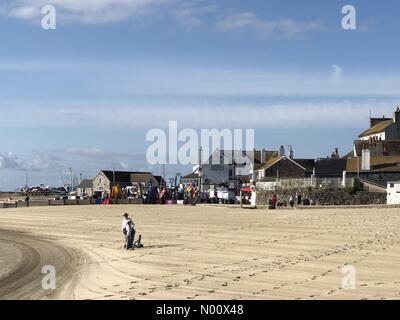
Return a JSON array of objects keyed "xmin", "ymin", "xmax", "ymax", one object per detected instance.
[
  {"xmin": 256, "ymin": 155, "xmax": 314, "ymax": 181},
  {"xmin": 358, "ymin": 108, "xmax": 400, "ymax": 141},
  {"xmin": 92, "ymin": 170, "xmax": 162, "ymax": 197},
  {"xmin": 182, "ymin": 149, "xmax": 276, "ymax": 189},
  {"xmin": 346, "ymin": 107, "xmax": 400, "ymax": 188},
  {"xmin": 181, "ymin": 167, "xmax": 201, "ymax": 186},
  {"xmin": 178, "ymin": 107, "xmax": 400, "ymax": 195},
  {"xmin": 387, "ymin": 181, "xmax": 400, "ymax": 204},
  {"xmin": 76, "ymin": 179, "xmax": 94, "ymax": 198}
]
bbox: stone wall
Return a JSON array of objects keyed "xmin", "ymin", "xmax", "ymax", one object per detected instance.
[{"xmin": 257, "ymin": 187, "xmax": 387, "ymax": 206}]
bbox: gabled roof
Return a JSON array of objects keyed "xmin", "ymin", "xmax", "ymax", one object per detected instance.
[
  {"xmin": 293, "ymin": 159, "xmax": 315, "ymax": 173},
  {"xmin": 347, "ymin": 156, "xmax": 400, "ymax": 173},
  {"xmin": 260, "ymin": 156, "xmax": 308, "ymax": 171},
  {"xmin": 343, "ymin": 150, "xmax": 355, "ymax": 159},
  {"xmin": 359, "ymin": 120, "xmax": 392, "ymax": 138},
  {"xmin": 101, "ymin": 170, "xmax": 151, "ymax": 183},
  {"xmin": 253, "ymin": 150, "xmax": 277, "ymax": 164},
  {"xmin": 130, "ymin": 173, "xmax": 155, "ymax": 183},
  {"xmin": 77, "ymin": 179, "xmax": 93, "ymax": 189}
]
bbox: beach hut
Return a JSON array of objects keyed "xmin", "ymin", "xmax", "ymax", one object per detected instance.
[{"xmin": 240, "ymin": 187, "xmax": 256, "ymax": 209}]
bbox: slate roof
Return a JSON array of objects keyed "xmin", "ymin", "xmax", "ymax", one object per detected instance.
[
  {"xmin": 130, "ymin": 173, "xmax": 155, "ymax": 183},
  {"xmin": 259, "ymin": 156, "xmax": 309, "ymax": 172},
  {"xmin": 101, "ymin": 171, "xmax": 151, "ymax": 183},
  {"xmin": 77, "ymin": 179, "xmax": 93, "ymax": 189},
  {"xmin": 314, "ymin": 158, "xmax": 347, "ymax": 176},
  {"xmin": 346, "ymin": 155, "xmax": 400, "ymax": 172},
  {"xmin": 293, "ymin": 159, "xmax": 315, "ymax": 173}
]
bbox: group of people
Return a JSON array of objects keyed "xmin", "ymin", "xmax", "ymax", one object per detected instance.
[{"xmin": 270, "ymin": 192, "xmax": 311, "ymax": 209}]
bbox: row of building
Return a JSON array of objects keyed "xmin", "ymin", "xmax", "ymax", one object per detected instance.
[
  {"xmin": 76, "ymin": 171, "xmax": 165, "ymax": 198},
  {"xmin": 77, "ymin": 107, "xmax": 400, "ymax": 199},
  {"xmin": 182, "ymin": 108, "xmax": 400, "ymax": 192}
]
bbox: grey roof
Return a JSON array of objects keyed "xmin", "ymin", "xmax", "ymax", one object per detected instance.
[
  {"xmin": 77, "ymin": 179, "xmax": 93, "ymax": 189},
  {"xmin": 315, "ymin": 159, "xmax": 347, "ymax": 176},
  {"xmin": 293, "ymin": 159, "xmax": 315, "ymax": 173},
  {"xmin": 101, "ymin": 170, "xmax": 151, "ymax": 183},
  {"xmin": 130, "ymin": 173, "xmax": 155, "ymax": 183}
]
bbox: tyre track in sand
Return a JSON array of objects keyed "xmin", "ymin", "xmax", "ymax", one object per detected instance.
[{"xmin": 0, "ymin": 229, "xmax": 86, "ymax": 300}]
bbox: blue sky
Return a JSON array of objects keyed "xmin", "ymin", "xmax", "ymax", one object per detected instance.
[{"xmin": 1, "ymin": 0, "xmax": 400, "ymax": 190}]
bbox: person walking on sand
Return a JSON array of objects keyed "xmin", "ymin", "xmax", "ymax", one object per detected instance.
[
  {"xmin": 289, "ymin": 195, "xmax": 295, "ymax": 208},
  {"xmin": 271, "ymin": 193, "xmax": 277, "ymax": 209},
  {"xmin": 122, "ymin": 213, "xmax": 135, "ymax": 250}
]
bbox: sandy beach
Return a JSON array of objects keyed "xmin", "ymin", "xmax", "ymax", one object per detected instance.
[{"xmin": 1, "ymin": 205, "xmax": 400, "ymax": 300}]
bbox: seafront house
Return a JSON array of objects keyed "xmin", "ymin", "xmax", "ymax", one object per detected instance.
[
  {"xmin": 76, "ymin": 179, "xmax": 94, "ymax": 198},
  {"xmin": 92, "ymin": 170, "xmax": 162, "ymax": 198},
  {"xmin": 345, "ymin": 107, "xmax": 400, "ymax": 190},
  {"xmin": 358, "ymin": 107, "xmax": 400, "ymax": 141},
  {"xmin": 182, "ymin": 149, "xmax": 275, "ymax": 189}
]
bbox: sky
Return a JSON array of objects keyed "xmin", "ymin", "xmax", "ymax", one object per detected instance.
[{"xmin": 1, "ymin": 0, "xmax": 400, "ymax": 190}]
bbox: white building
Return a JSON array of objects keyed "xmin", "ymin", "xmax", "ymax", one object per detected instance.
[{"xmin": 387, "ymin": 181, "xmax": 400, "ymax": 204}]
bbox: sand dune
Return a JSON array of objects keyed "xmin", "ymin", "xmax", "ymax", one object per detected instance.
[{"xmin": 1, "ymin": 205, "xmax": 400, "ymax": 300}]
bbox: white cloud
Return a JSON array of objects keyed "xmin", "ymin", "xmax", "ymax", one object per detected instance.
[
  {"xmin": 3, "ymin": 0, "xmax": 167, "ymax": 24},
  {"xmin": 0, "ymin": 152, "xmax": 21, "ymax": 170},
  {"xmin": 216, "ymin": 12, "xmax": 322, "ymax": 39},
  {"xmin": 172, "ymin": 3, "xmax": 218, "ymax": 29},
  {"xmin": 9, "ymin": 5, "xmax": 39, "ymax": 19},
  {"xmin": 0, "ymin": 152, "xmax": 51, "ymax": 171},
  {"xmin": 331, "ymin": 64, "xmax": 343, "ymax": 82},
  {"xmin": 1, "ymin": 99, "xmax": 398, "ymax": 130},
  {"xmin": 2, "ymin": 0, "xmax": 322, "ymax": 39},
  {"xmin": 65, "ymin": 148, "xmax": 107, "ymax": 157}
]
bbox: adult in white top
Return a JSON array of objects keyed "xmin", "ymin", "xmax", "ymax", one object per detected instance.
[{"xmin": 122, "ymin": 213, "xmax": 135, "ymax": 250}]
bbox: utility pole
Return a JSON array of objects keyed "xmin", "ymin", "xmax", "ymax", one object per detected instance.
[
  {"xmin": 69, "ymin": 167, "xmax": 73, "ymax": 190},
  {"xmin": 160, "ymin": 164, "xmax": 166, "ymax": 187},
  {"xmin": 198, "ymin": 146, "xmax": 203, "ymax": 192}
]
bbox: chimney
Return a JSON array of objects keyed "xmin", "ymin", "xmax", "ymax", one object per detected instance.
[
  {"xmin": 261, "ymin": 149, "xmax": 267, "ymax": 163},
  {"xmin": 331, "ymin": 148, "xmax": 340, "ymax": 159},
  {"xmin": 278, "ymin": 145, "xmax": 285, "ymax": 157},
  {"xmin": 361, "ymin": 148, "xmax": 371, "ymax": 171},
  {"xmin": 289, "ymin": 146, "xmax": 294, "ymax": 159},
  {"xmin": 393, "ymin": 106, "xmax": 400, "ymax": 123}
]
